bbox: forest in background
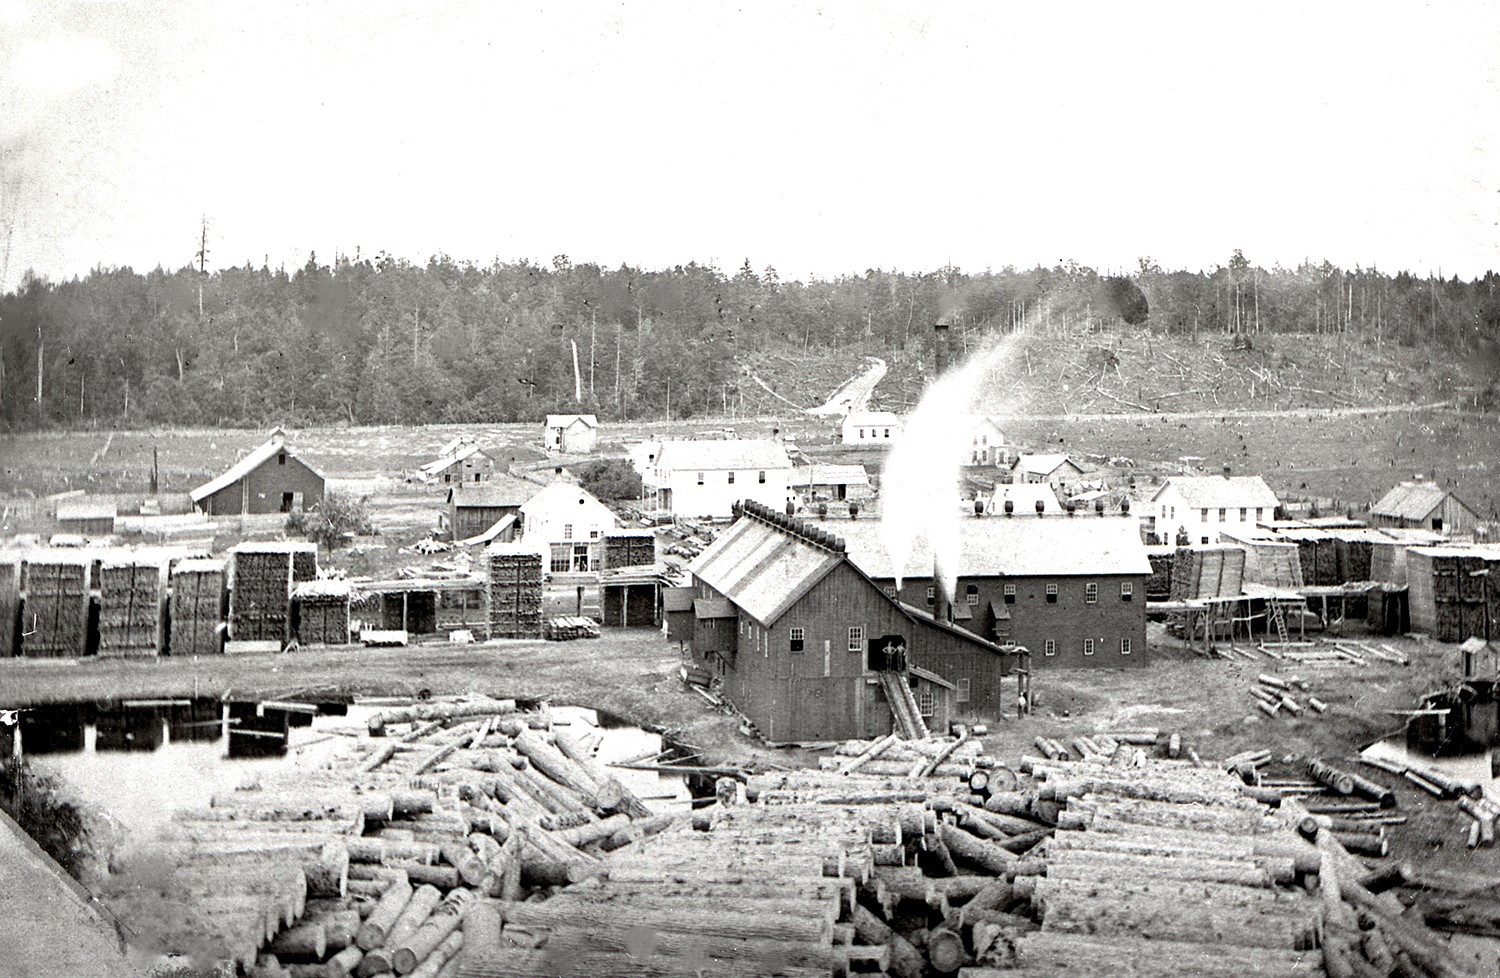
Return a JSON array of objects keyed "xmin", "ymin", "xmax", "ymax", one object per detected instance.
[{"xmin": 1, "ymin": 251, "xmax": 1497, "ymax": 430}]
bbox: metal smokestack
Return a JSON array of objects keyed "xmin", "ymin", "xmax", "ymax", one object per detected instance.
[{"xmin": 933, "ymin": 323, "xmax": 951, "ymax": 379}]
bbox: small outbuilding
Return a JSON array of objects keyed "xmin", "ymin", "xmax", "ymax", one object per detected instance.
[
  {"xmin": 56, "ymin": 496, "xmax": 117, "ymax": 537},
  {"xmin": 418, "ymin": 437, "xmax": 496, "ymax": 485},
  {"xmin": 1372, "ymin": 480, "xmax": 1480, "ymax": 536},
  {"xmin": 840, "ymin": 411, "xmax": 902, "ymax": 445},
  {"xmin": 791, "ymin": 463, "xmax": 872, "ymax": 503},
  {"xmin": 544, "ymin": 414, "xmax": 599, "ymax": 455},
  {"xmin": 190, "ymin": 428, "xmax": 325, "ymax": 516},
  {"xmin": 446, "ymin": 474, "xmax": 540, "ymax": 542},
  {"xmin": 1009, "ymin": 454, "xmax": 1087, "ymax": 488}
]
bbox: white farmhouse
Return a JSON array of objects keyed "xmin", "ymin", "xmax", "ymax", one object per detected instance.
[
  {"xmin": 543, "ymin": 414, "xmax": 598, "ymax": 454},
  {"xmin": 520, "ymin": 482, "xmax": 617, "ymax": 573},
  {"xmin": 645, "ymin": 439, "xmax": 792, "ymax": 519},
  {"xmin": 1152, "ymin": 473, "xmax": 1280, "ymax": 545},
  {"xmin": 840, "ymin": 410, "xmax": 902, "ymax": 445},
  {"xmin": 966, "ymin": 416, "xmax": 1011, "ymax": 466}
]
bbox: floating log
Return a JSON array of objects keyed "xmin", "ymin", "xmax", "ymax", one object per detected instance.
[{"xmin": 368, "ymin": 698, "xmax": 517, "ymax": 737}]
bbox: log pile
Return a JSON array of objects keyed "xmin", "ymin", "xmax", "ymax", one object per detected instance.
[
  {"xmin": 20, "ymin": 555, "xmax": 90, "ymax": 657},
  {"xmin": 231, "ymin": 543, "xmax": 296, "ymax": 642},
  {"xmin": 295, "ymin": 580, "xmax": 353, "ymax": 646},
  {"xmin": 170, "ymin": 557, "xmax": 227, "ymax": 656},
  {"xmin": 96, "ymin": 557, "xmax": 166, "ymax": 657},
  {"xmin": 484, "ymin": 544, "xmax": 543, "ymax": 640}
]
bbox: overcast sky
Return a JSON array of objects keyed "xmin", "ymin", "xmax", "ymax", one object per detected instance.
[{"xmin": 2, "ymin": 0, "xmax": 1497, "ymax": 290}]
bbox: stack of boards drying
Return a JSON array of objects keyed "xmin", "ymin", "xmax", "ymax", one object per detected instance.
[
  {"xmin": 0, "ymin": 555, "xmax": 18, "ymax": 657},
  {"xmin": 231, "ymin": 543, "xmax": 295, "ymax": 643},
  {"xmin": 290, "ymin": 542, "xmax": 319, "ymax": 584},
  {"xmin": 97, "ymin": 557, "xmax": 166, "ymax": 657},
  {"xmin": 170, "ymin": 558, "xmax": 227, "ymax": 656},
  {"xmin": 602, "ymin": 530, "xmax": 656, "ymax": 570},
  {"xmin": 484, "ymin": 543, "xmax": 543, "ymax": 640},
  {"xmin": 20, "ymin": 555, "xmax": 89, "ymax": 657},
  {"xmin": 294, "ymin": 579, "xmax": 352, "ymax": 646}
]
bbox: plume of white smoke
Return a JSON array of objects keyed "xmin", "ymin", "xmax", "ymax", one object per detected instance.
[{"xmin": 879, "ymin": 330, "xmax": 1025, "ymax": 600}]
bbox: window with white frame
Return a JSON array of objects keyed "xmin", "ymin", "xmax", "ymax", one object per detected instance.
[
  {"xmin": 847, "ymin": 626, "xmax": 863, "ymax": 651},
  {"xmin": 1045, "ymin": 583, "xmax": 1057, "ymax": 604},
  {"xmin": 728, "ymin": 471, "xmax": 735, "ymax": 484},
  {"xmin": 1084, "ymin": 638, "xmax": 1095, "ymax": 656},
  {"xmin": 1255, "ymin": 507, "xmax": 1264, "ymax": 521},
  {"xmin": 1003, "ymin": 583, "xmax": 1016, "ymax": 604},
  {"xmin": 1218, "ymin": 508, "xmax": 1226, "ymax": 521},
  {"xmin": 917, "ymin": 690, "xmax": 935, "ymax": 717},
  {"xmin": 1239, "ymin": 507, "xmax": 1247, "ymax": 521},
  {"xmin": 966, "ymin": 584, "xmax": 979, "ymax": 606},
  {"xmin": 1121, "ymin": 581, "xmax": 1133, "ymax": 601},
  {"xmin": 1200, "ymin": 508, "xmax": 1208, "ymax": 522},
  {"xmin": 696, "ymin": 472, "xmax": 705, "ymax": 485},
  {"xmin": 956, "ymin": 678, "xmax": 971, "ymax": 703},
  {"xmin": 926, "ymin": 586, "xmax": 935, "ymax": 606},
  {"xmin": 883, "ymin": 586, "xmax": 898, "ymax": 598},
  {"xmin": 789, "ymin": 626, "xmax": 804, "ymax": 652},
  {"xmin": 758, "ymin": 471, "xmax": 766, "ymax": 483},
  {"xmin": 1085, "ymin": 582, "xmax": 1098, "ymax": 604},
  {"xmin": 1121, "ymin": 637, "xmax": 1132, "ymax": 655},
  {"xmin": 1043, "ymin": 638, "xmax": 1056, "ymax": 656},
  {"xmin": 563, "ymin": 524, "xmax": 573, "ymax": 539}
]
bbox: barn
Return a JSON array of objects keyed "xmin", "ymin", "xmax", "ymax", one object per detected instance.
[
  {"xmin": 681, "ymin": 500, "xmax": 1025, "ymax": 743},
  {"xmin": 544, "ymin": 414, "xmax": 599, "ymax": 455},
  {"xmin": 418, "ymin": 437, "xmax": 496, "ymax": 485},
  {"xmin": 1372, "ymin": 480, "xmax": 1481, "ymax": 536},
  {"xmin": 190, "ymin": 428, "xmax": 325, "ymax": 516},
  {"xmin": 446, "ymin": 473, "xmax": 540, "ymax": 543},
  {"xmin": 55, "ymin": 496, "xmax": 117, "ymax": 537}
]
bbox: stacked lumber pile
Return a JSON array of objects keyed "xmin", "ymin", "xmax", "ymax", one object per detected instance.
[
  {"xmin": 295, "ymin": 580, "xmax": 352, "ymax": 646},
  {"xmin": 291, "ymin": 542, "xmax": 319, "ymax": 583},
  {"xmin": 96, "ymin": 557, "xmax": 166, "ymax": 657},
  {"xmin": 1407, "ymin": 547, "xmax": 1496, "ymax": 642},
  {"xmin": 602, "ymin": 530, "xmax": 656, "ymax": 570},
  {"xmin": 0, "ymin": 556, "xmax": 18, "ymax": 657},
  {"xmin": 484, "ymin": 544, "xmax": 543, "ymax": 640},
  {"xmin": 170, "ymin": 558, "xmax": 227, "ymax": 655},
  {"xmin": 1169, "ymin": 545, "xmax": 1245, "ymax": 600},
  {"xmin": 1145, "ymin": 549, "xmax": 1174, "ymax": 600},
  {"xmin": 541, "ymin": 616, "xmax": 600, "ymax": 641},
  {"xmin": 231, "ymin": 544, "xmax": 295, "ymax": 643},
  {"xmin": 20, "ymin": 555, "xmax": 90, "ymax": 657}
]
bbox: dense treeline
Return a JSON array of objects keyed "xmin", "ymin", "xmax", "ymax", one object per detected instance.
[{"xmin": 1, "ymin": 250, "xmax": 1496, "ymax": 429}]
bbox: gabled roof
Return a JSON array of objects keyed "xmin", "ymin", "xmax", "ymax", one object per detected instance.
[
  {"xmin": 191, "ymin": 432, "xmax": 324, "ymax": 503},
  {"xmin": 56, "ymin": 497, "xmax": 117, "ymax": 520},
  {"xmin": 791, "ymin": 464, "xmax": 870, "ymax": 489},
  {"xmin": 447, "ymin": 474, "xmax": 540, "ymax": 508},
  {"xmin": 1150, "ymin": 475, "xmax": 1280, "ymax": 509},
  {"xmin": 419, "ymin": 441, "xmax": 491, "ymax": 477},
  {"xmin": 1372, "ymin": 481, "xmax": 1474, "ymax": 521},
  {"xmin": 686, "ymin": 514, "xmax": 843, "ymax": 626},
  {"xmin": 832, "ymin": 514, "xmax": 1152, "ymax": 579},
  {"xmin": 843, "ymin": 411, "xmax": 901, "ymax": 426},
  {"xmin": 1011, "ymin": 454, "xmax": 1083, "ymax": 478},
  {"xmin": 520, "ymin": 482, "xmax": 616, "ymax": 522},
  {"xmin": 655, "ymin": 439, "xmax": 792, "ymax": 473},
  {"xmin": 545, "ymin": 414, "xmax": 598, "ymax": 429},
  {"xmin": 663, "ymin": 586, "xmax": 696, "ymax": 613}
]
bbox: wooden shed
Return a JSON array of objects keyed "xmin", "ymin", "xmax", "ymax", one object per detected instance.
[
  {"xmin": 56, "ymin": 496, "xmax": 118, "ymax": 537},
  {"xmin": 447, "ymin": 475, "xmax": 538, "ymax": 543},
  {"xmin": 1372, "ymin": 481, "xmax": 1481, "ymax": 536}
]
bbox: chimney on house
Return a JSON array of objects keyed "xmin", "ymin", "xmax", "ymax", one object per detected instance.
[
  {"xmin": 933, "ymin": 561, "xmax": 951, "ymax": 625},
  {"xmin": 933, "ymin": 323, "xmax": 951, "ymax": 378}
]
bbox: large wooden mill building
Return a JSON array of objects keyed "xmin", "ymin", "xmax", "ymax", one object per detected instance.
[{"xmin": 673, "ymin": 500, "xmax": 1026, "ymax": 743}]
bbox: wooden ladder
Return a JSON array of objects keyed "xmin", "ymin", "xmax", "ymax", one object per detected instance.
[{"xmin": 1269, "ymin": 600, "xmax": 1290, "ymax": 644}]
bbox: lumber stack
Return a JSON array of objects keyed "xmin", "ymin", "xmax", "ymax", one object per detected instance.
[
  {"xmin": 1168, "ymin": 545, "xmax": 1245, "ymax": 600},
  {"xmin": 542, "ymin": 616, "xmax": 600, "ymax": 641},
  {"xmin": 231, "ymin": 544, "xmax": 295, "ymax": 643},
  {"xmin": 0, "ymin": 556, "xmax": 18, "ymax": 657},
  {"xmin": 290, "ymin": 542, "xmax": 319, "ymax": 583},
  {"xmin": 484, "ymin": 544, "xmax": 543, "ymax": 640},
  {"xmin": 602, "ymin": 531, "xmax": 656, "ymax": 570},
  {"xmin": 295, "ymin": 580, "xmax": 352, "ymax": 646},
  {"xmin": 97, "ymin": 558, "xmax": 166, "ymax": 657},
  {"xmin": 170, "ymin": 558, "xmax": 227, "ymax": 656},
  {"xmin": 20, "ymin": 555, "xmax": 90, "ymax": 657},
  {"xmin": 1407, "ymin": 546, "xmax": 1495, "ymax": 642}
]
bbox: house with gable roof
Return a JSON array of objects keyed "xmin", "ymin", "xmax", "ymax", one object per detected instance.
[
  {"xmin": 1152, "ymin": 472, "xmax": 1281, "ymax": 545},
  {"xmin": 645, "ymin": 439, "xmax": 793, "ymax": 519},
  {"xmin": 674, "ymin": 501, "xmax": 1026, "ymax": 742},
  {"xmin": 544, "ymin": 414, "xmax": 599, "ymax": 455},
  {"xmin": 417, "ymin": 437, "xmax": 496, "ymax": 485},
  {"xmin": 1009, "ymin": 453, "xmax": 1087, "ymax": 488}
]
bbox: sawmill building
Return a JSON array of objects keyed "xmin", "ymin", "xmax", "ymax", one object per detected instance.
[
  {"xmin": 1371, "ymin": 480, "xmax": 1480, "ymax": 536},
  {"xmin": 833, "ymin": 512, "xmax": 1151, "ymax": 668},
  {"xmin": 674, "ymin": 501, "xmax": 1023, "ymax": 743}
]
